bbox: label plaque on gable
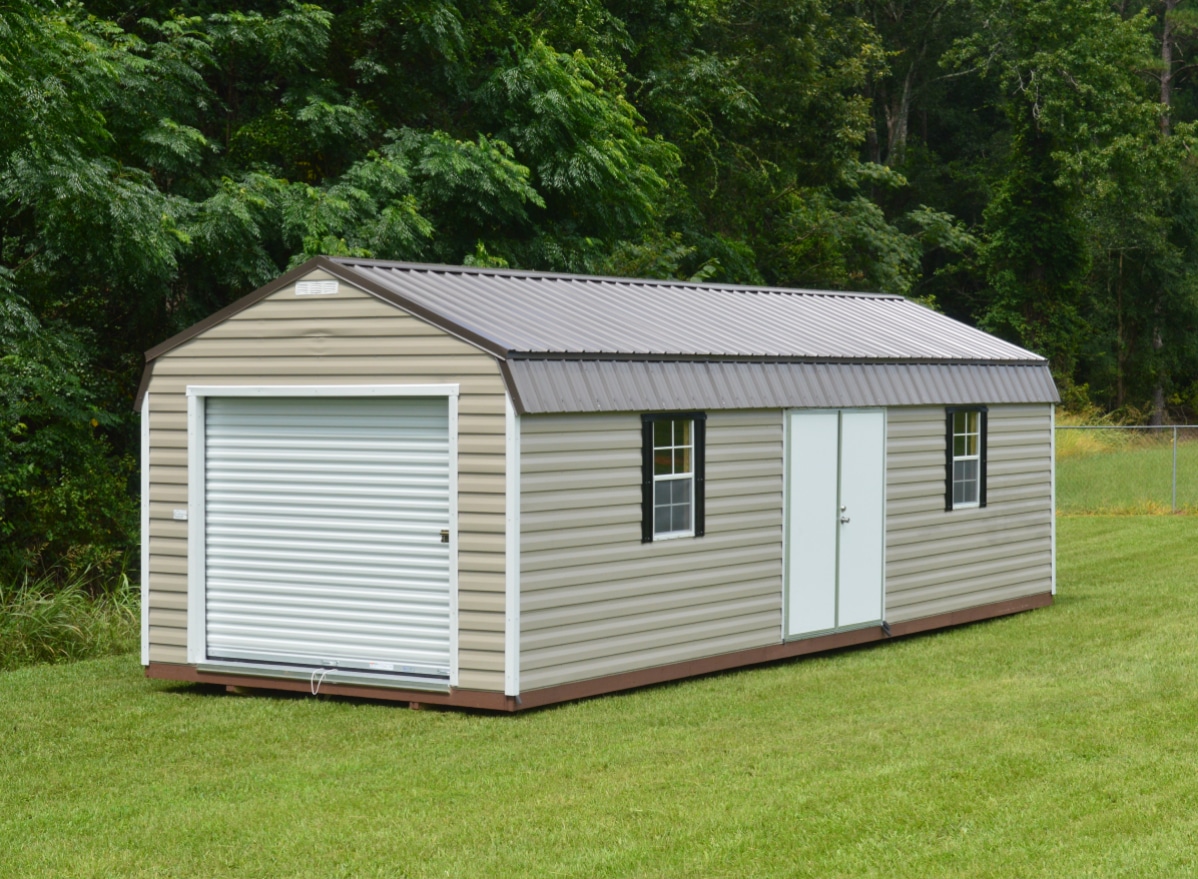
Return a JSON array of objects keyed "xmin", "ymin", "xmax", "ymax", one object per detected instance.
[{"xmin": 296, "ymin": 280, "xmax": 339, "ymax": 296}]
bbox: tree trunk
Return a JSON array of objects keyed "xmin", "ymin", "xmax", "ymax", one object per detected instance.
[
  {"xmin": 1116, "ymin": 251, "xmax": 1125, "ymax": 409},
  {"xmin": 1145, "ymin": 371, "xmax": 1164, "ymax": 426},
  {"xmin": 865, "ymin": 82, "xmax": 882, "ymax": 165},
  {"xmin": 1161, "ymin": 0, "xmax": 1177, "ymax": 136},
  {"xmin": 1150, "ymin": 0, "xmax": 1178, "ymax": 423},
  {"xmin": 1150, "ymin": 314, "xmax": 1167, "ymax": 424},
  {"xmin": 884, "ymin": 62, "xmax": 916, "ymax": 166}
]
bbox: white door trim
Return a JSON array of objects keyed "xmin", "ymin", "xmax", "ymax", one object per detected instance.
[
  {"xmin": 140, "ymin": 392, "xmax": 151, "ymax": 666},
  {"xmin": 186, "ymin": 384, "xmax": 459, "ymax": 398},
  {"xmin": 504, "ymin": 393, "xmax": 521, "ymax": 697},
  {"xmin": 1050, "ymin": 404, "xmax": 1057, "ymax": 595},
  {"xmin": 186, "ymin": 390, "xmax": 206, "ymax": 664},
  {"xmin": 447, "ymin": 394, "xmax": 460, "ymax": 686}
]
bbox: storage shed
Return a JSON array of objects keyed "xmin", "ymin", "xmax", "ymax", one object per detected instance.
[{"xmin": 139, "ymin": 257, "xmax": 1059, "ymax": 710}]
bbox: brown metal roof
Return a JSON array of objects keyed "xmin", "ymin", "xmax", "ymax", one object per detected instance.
[
  {"xmin": 506, "ymin": 360, "xmax": 1059, "ymax": 414},
  {"xmin": 138, "ymin": 256, "xmax": 1059, "ymax": 412}
]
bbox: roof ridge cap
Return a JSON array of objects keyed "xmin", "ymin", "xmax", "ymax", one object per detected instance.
[{"xmin": 329, "ymin": 257, "xmax": 900, "ymax": 299}]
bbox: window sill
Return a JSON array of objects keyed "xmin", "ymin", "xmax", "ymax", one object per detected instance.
[{"xmin": 653, "ymin": 529, "xmax": 696, "ymax": 541}]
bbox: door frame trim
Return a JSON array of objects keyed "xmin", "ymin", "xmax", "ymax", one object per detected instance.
[
  {"xmin": 185, "ymin": 383, "xmax": 461, "ymax": 686},
  {"xmin": 782, "ymin": 407, "xmax": 887, "ymax": 641}
]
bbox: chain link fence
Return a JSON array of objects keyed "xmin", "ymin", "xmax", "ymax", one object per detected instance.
[{"xmin": 1055, "ymin": 425, "xmax": 1198, "ymax": 514}]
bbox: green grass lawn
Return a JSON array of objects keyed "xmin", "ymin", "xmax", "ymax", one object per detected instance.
[{"xmin": 4, "ymin": 517, "xmax": 1198, "ymax": 878}]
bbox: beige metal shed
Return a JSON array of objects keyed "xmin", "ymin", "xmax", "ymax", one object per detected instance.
[{"xmin": 139, "ymin": 256, "xmax": 1058, "ymax": 710}]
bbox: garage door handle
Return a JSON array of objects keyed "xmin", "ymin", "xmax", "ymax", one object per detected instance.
[
  {"xmin": 440, "ymin": 529, "xmax": 449, "ymax": 543},
  {"xmin": 839, "ymin": 516, "xmax": 850, "ymax": 524}
]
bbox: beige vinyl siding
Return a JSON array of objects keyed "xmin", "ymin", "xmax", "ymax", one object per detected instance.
[
  {"xmin": 884, "ymin": 404, "xmax": 1053, "ymax": 622},
  {"xmin": 144, "ymin": 271, "xmax": 508, "ymax": 691},
  {"xmin": 519, "ymin": 410, "xmax": 784, "ymax": 691}
]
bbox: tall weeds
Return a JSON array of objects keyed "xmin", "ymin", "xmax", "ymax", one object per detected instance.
[{"xmin": 0, "ymin": 572, "xmax": 138, "ymax": 671}]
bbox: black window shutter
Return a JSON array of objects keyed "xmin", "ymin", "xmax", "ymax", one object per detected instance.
[
  {"xmin": 979, "ymin": 408, "xmax": 988, "ymax": 508},
  {"xmin": 694, "ymin": 415, "xmax": 706, "ymax": 537},
  {"xmin": 641, "ymin": 416, "xmax": 654, "ymax": 543},
  {"xmin": 944, "ymin": 408, "xmax": 955, "ymax": 511}
]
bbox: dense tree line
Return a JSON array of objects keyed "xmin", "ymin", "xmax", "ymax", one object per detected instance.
[{"xmin": 2, "ymin": 0, "xmax": 1197, "ymax": 581}]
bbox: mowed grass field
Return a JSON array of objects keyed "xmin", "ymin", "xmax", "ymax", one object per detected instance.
[
  {"xmin": 5, "ymin": 517, "xmax": 1198, "ymax": 878},
  {"xmin": 1056, "ymin": 427, "xmax": 1198, "ymax": 513}
]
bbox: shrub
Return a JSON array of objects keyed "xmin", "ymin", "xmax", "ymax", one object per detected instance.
[{"xmin": 0, "ymin": 571, "xmax": 138, "ymax": 671}]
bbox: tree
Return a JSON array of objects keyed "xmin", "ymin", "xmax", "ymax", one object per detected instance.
[{"xmin": 948, "ymin": 0, "xmax": 1164, "ymax": 378}]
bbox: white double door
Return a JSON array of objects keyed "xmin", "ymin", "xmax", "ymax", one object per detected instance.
[{"xmin": 785, "ymin": 409, "xmax": 885, "ymax": 638}]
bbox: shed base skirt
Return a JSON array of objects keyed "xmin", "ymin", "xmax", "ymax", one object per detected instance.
[{"xmin": 145, "ymin": 591, "xmax": 1052, "ymax": 711}]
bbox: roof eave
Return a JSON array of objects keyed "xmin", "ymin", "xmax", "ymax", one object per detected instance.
[{"xmin": 503, "ymin": 351, "xmax": 1050, "ymax": 368}]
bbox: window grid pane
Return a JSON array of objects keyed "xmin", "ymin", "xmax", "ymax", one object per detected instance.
[
  {"xmin": 652, "ymin": 417, "xmax": 694, "ymax": 535},
  {"xmin": 951, "ymin": 410, "xmax": 981, "ymax": 507},
  {"xmin": 654, "ymin": 420, "xmax": 671, "ymax": 447}
]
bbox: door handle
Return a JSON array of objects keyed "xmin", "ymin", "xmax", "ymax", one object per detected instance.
[{"xmin": 840, "ymin": 516, "xmax": 850, "ymax": 524}]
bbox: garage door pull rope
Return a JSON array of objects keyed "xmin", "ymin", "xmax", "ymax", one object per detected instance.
[{"xmin": 310, "ymin": 668, "xmax": 332, "ymax": 696}]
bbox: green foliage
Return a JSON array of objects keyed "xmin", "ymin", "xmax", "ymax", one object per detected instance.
[
  {"xmin": 978, "ymin": 120, "xmax": 1090, "ymax": 372},
  {"xmin": 479, "ymin": 39, "xmax": 678, "ymax": 241},
  {"xmin": 0, "ymin": 293, "xmax": 136, "ymax": 582},
  {"xmin": 7, "ymin": 0, "xmax": 1198, "ymax": 583},
  {"xmin": 948, "ymin": 0, "xmax": 1170, "ymax": 376},
  {"xmin": 279, "ymin": 144, "xmax": 431, "ymax": 264},
  {"xmin": 393, "ymin": 129, "xmax": 543, "ymax": 254}
]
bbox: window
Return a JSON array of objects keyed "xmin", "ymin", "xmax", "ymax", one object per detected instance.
[
  {"xmin": 946, "ymin": 407, "xmax": 987, "ymax": 510},
  {"xmin": 642, "ymin": 413, "xmax": 706, "ymax": 541}
]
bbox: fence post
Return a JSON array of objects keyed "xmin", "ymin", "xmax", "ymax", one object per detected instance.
[{"xmin": 1173, "ymin": 425, "xmax": 1178, "ymax": 513}]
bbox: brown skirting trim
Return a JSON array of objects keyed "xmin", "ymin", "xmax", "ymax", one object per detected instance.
[
  {"xmin": 516, "ymin": 591, "xmax": 1053, "ymax": 709},
  {"xmin": 145, "ymin": 592, "xmax": 1052, "ymax": 712}
]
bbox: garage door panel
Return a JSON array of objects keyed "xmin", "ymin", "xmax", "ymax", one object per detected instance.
[
  {"xmin": 210, "ymin": 604, "xmax": 450, "ymax": 631},
  {"xmin": 207, "ymin": 517, "xmax": 445, "ymax": 538},
  {"xmin": 210, "ymin": 617, "xmax": 450, "ymax": 643},
  {"xmin": 204, "ymin": 395, "xmax": 451, "ymax": 678},
  {"xmin": 207, "ymin": 584, "xmax": 449, "ymax": 609},
  {"xmin": 206, "ymin": 494, "xmax": 446, "ymax": 515},
  {"xmin": 206, "ymin": 469, "xmax": 448, "ymax": 487},
  {"xmin": 207, "ymin": 569, "xmax": 447, "ymax": 591},
  {"xmin": 207, "ymin": 542, "xmax": 447, "ymax": 565}
]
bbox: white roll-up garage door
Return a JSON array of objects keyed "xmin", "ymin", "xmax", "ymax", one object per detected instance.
[{"xmin": 203, "ymin": 395, "xmax": 451, "ymax": 678}]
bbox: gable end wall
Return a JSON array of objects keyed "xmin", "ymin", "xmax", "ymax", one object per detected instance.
[{"xmin": 143, "ymin": 270, "xmax": 508, "ymax": 692}]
